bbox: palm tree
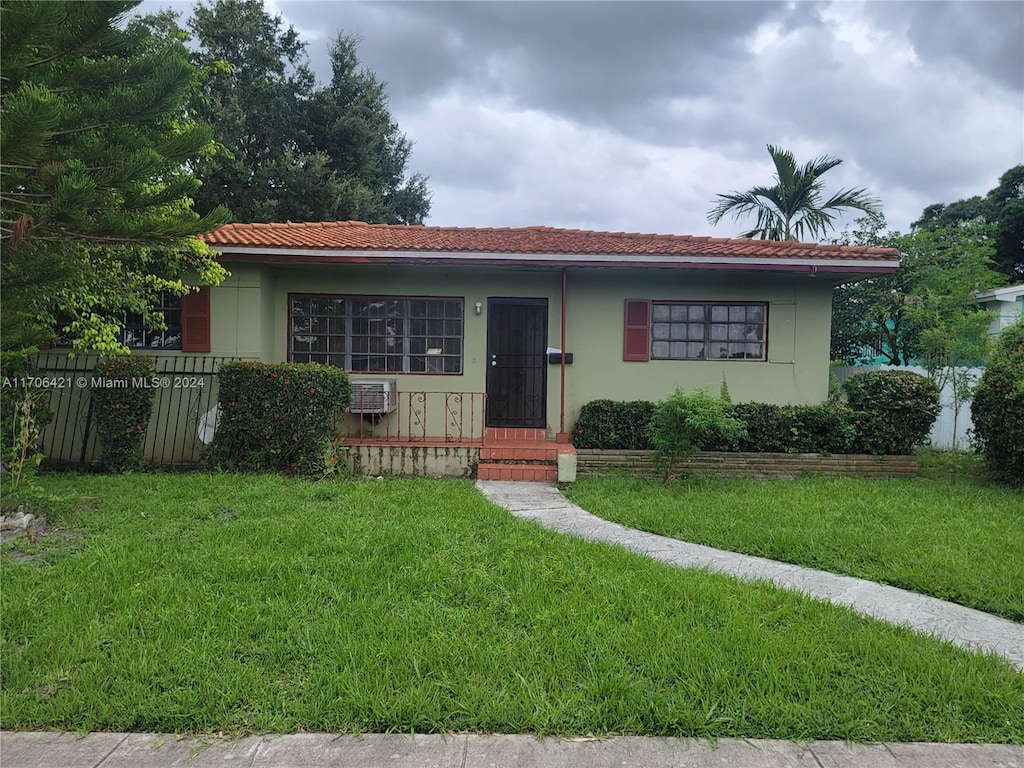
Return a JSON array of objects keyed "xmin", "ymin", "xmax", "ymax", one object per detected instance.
[{"xmin": 707, "ymin": 145, "xmax": 882, "ymax": 241}]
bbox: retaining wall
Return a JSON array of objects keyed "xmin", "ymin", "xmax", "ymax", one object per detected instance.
[{"xmin": 577, "ymin": 450, "xmax": 918, "ymax": 479}]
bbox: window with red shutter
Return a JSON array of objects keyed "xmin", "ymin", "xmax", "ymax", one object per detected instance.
[
  {"xmin": 181, "ymin": 287, "xmax": 211, "ymax": 353},
  {"xmin": 623, "ymin": 299, "xmax": 650, "ymax": 361}
]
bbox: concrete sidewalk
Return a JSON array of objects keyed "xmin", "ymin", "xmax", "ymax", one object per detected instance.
[
  {"xmin": 476, "ymin": 481, "xmax": 1024, "ymax": 672},
  {"xmin": 3, "ymin": 731, "xmax": 1023, "ymax": 768}
]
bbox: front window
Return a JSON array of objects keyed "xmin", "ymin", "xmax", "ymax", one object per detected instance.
[
  {"xmin": 122, "ymin": 291, "xmax": 182, "ymax": 349},
  {"xmin": 290, "ymin": 295, "xmax": 463, "ymax": 374},
  {"xmin": 651, "ymin": 302, "xmax": 766, "ymax": 360}
]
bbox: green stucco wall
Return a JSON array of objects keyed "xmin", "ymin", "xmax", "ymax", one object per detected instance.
[{"xmin": 208, "ymin": 262, "xmax": 835, "ymax": 436}]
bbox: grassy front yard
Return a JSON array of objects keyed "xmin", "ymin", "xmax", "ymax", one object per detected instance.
[
  {"xmin": 564, "ymin": 471, "xmax": 1024, "ymax": 622},
  {"xmin": 2, "ymin": 473, "xmax": 1022, "ymax": 741}
]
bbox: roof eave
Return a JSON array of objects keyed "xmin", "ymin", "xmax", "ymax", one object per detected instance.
[{"xmin": 209, "ymin": 246, "xmax": 899, "ymax": 274}]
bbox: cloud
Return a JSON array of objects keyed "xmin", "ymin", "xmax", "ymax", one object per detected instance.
[{"xmin": 138, "ymin": 0, "xmax": 1024, "ymax": 237}]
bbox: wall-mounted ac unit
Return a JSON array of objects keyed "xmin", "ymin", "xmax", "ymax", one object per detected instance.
[{"xmin": 348, "ymin": 378, "xmax": 397, "ymax": 414}]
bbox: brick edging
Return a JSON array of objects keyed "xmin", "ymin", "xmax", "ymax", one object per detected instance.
[{"xmin": 576, "ymin": 450, "xmax": 918, "ymax": 478}]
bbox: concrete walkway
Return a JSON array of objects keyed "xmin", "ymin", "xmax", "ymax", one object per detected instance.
[
  {"xmin": 476, "ymin": 480, "xmax": 1024, "ymax": 672},
  {"xmin": 2, "ymin": 731, "xmax": 1023, "ymax": 768}
]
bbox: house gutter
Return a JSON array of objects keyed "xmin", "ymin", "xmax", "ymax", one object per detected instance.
[{"xmin": 210, "ymin": 248, "xmax": 900, "ymax": 274}]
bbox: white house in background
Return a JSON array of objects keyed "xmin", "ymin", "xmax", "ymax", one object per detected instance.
[{"xmin": 975, "ymin": 284, "xmax": 1024, "ymax": 334}]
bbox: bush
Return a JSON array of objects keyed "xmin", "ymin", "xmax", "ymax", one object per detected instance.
[
  {"xmin": 706, "ymin": 402, "xmax": 856, "ymax": 454},
  {"xmin": 572, "ymin": 399, "xmax": 655, "ymax": 449},
  {"xmin": 211, "ymin": 361, "xmax": 351, "ymax": 476},
  {"xmin": 91, "ymin": 357, "xmax": 157, "ymax": 472},
  {"xmin": 786, "ymin": 402, "xmax": 858, "ymax": 454},
  {"xmin": 648, "ymin": 388, "xmax": 747, "ymax": 482},
  {"xmin": 1, "ymin": 347, "xmax": 53, "ymax": 506},
  {"xmin": 725, "ymin": 403, "xmax": 791, "ymax": 452},
  {"xmin": 842, "ymin": 370, "xmax": 940, "ymax": 455},
  {"xmin": 972, "ymin": 321, "xmax": 1024, "ymax": 488}
]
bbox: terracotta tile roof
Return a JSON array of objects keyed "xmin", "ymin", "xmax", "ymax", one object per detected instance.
[{"xmin": 202, "ymin": 221, "xmax": 899, "ymax": 262}]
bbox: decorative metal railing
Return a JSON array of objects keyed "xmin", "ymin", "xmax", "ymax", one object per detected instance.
[{"xmin": 343, "ymin": 390, "xmax": 486, "ymax": 444}]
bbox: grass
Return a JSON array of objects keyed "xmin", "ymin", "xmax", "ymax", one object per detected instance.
[
  {"xmin": 1, "ymin": 472, "xmax": 1022, "ymax": 742},
  {"xmin": 563, "ymin": 468, "xmax": 1024, "ymax": 622}
]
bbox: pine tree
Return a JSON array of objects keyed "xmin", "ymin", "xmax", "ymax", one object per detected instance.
[{"xmin": 0, "ymin": 0, "xmax": 230, "ymax": 353}]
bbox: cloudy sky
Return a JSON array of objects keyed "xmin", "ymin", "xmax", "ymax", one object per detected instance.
[{"xmin": 146, "ymin": 1, "xmax": 1023, "ymax": 240}]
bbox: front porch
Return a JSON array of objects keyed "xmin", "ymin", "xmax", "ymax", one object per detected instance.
[{"xmin": 341, "ymin": 391, "xmax": 575, "ymax": 481}]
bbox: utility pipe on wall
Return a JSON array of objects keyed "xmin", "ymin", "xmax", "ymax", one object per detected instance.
[{"xmin": 558, "ymin": 268, "xmax": 567, "ymax": 440}]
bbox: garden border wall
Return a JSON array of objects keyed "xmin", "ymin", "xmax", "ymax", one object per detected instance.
[{"xmin": 577, "ymin": 450, "xmax": 918, "ymax": 479}]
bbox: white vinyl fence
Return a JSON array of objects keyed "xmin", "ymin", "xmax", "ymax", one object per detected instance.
[{"xmin": 832, "ymin": 365, "xmax": 984, "ymax": 451}]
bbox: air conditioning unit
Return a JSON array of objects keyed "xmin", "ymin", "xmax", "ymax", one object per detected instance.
[{"xmin": 348, "ymin": 378, "xmax": 397, "ymax": 414}]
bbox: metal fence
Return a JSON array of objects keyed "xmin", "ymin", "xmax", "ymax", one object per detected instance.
[
  {"xmin": 34, "ymin": 353, "xmax": 236, "ymax": 467},
  {"xmin": 31, "ymin": 354, "xmax": 488, "ymax": 467}
]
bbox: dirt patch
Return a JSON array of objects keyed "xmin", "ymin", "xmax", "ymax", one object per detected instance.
[{"xmin": 1, "ymin": 510, "xmax": 85, "ymax": 562}]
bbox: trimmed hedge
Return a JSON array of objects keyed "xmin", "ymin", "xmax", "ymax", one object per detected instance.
[
  {"xmin": 571, "ymin": 399, "xmax": 655, "ymax": 449},
  {"xmin": 211, "ymin": 361, "xmax": 351, "ymax": 476},
  {"xmin": 91, "ymin": 357, "xmax": 157, "ymax": 472},
  {"xmin": 842, "ymin": 370, "xmax": 940, "ymax": 455},
  {"xmin": 972, "ymin": 321, "xmax": 1024, "ymax": 488},
  {"xmin": 574, "ymin": 399, "xmax": 860, "ymax": 455},
  {"xmin": 573, "ymin": 369, "xmax": 943, "ymax": 456}
]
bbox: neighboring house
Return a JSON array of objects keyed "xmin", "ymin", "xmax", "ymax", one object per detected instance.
[
  {"xmin": 975, "ymin": 284, "xmax": 1024, "ymax": 335},
  {"xmin": 38, "ymin": 222, "xmax": 900, "ymax": 477}
]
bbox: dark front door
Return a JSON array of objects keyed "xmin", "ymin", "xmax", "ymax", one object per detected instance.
[{"xmin": 486, "ymin": 298, "xmax": 547, "ymax": 428}]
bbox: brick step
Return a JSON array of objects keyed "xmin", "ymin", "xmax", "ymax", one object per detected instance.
[
  {"xmin": 484, "ymin": 428, "xmax": 548, "ymax": 444},
  {"xmin": 480, "ymin": 446, "xmax": 559, "ymax": 462},
  {"xmin": 477, "ymin": 462, "xmax": 559, "ymax": 482}
]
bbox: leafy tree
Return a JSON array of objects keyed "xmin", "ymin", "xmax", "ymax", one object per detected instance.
[
  {"xmin": 171, "ymin": 0, "xmax": 430, "ymax": 224},
  {"xmin": 906, "ymin": 238, "xmax": 999, "ymax": 482},
  {"xmin": 971, "ymin": 320, "xmax": 1024, "ymax": 488},
  {"xmin": 0, "ymin": 0, "xmax": 230, "ymax": 353},
  {"xmin": 707, "ymin": 145, "xmax": 881, "ymax": 241},
  {"xmin": 914, "ymin": 165, "xmax": 1024, "ymax": 280},
  {"xmin": 303, "ymin": 34, "xmax": 430, "ymax": 224},
  {"xmin": 830, "ymin": 217, "xmax": 1002, "ymax": 366}
]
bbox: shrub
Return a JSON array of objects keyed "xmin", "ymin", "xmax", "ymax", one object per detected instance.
[
  {"xmin": 91, "ymin": 356, "xmax": 157, "ymax": 472},
  {"xmin": 972, "ymin": 321, "xmax": 1024, "ymax": 488},
  {"xmin": 1, "ymin": 347, "xmax": 53, "ymax": 506},
  {"xmin": 648, "ymin": 388, "xmax": 746, "ymax": 483},
  {"xmin": 785, "ymin": 403, "xmax": 858, "ymax": 454},
  {"xmin": 211, "ymin": 361, "xmax": 351, "ymax": 476},
  {"xmin": 709, "ymin": 402, "xmax": 856, "ymax": 454},
  {"xmin": 726, "ymin": 403, "xmax": 791, "ymax": 452},
  {"xmin": 842, "ymin": 370, "xmax": 940, "ymax": 455},
  {"xmin": 572, "ymin": 399, "xmax": 655, "ymax": 449}
]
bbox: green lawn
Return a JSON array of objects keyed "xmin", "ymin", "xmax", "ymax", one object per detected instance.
[
  {"xmin": 1, "ymin": 473, "xmax": 1022, "ymax": 742},
  {"xmin": 564, "ymin": 472, "xmax": 1024, "ymax": 622}
]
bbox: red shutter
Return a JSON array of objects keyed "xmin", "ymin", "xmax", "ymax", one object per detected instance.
[
  {"xmin": 181, "ymin": 287, "xmax": 211, "ymax": 353},
  {"xmin": 623, "ymin": 299, "xmax": 650, "ymax": 362}
]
